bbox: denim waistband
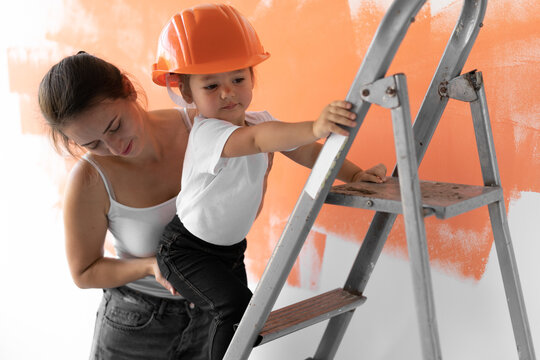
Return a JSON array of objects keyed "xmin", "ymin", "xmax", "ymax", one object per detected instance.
[
  {"xmin": 105, "ymin": 285, "xmax": 196, "ymax": 315},
  {"xmin": 160, "ymin": 215, "xmax": 247, "ymax": 253}
]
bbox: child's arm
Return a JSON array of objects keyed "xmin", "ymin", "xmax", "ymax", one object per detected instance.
[
  {"xmin": 283, "ymin": 142, "xmax": 387, "ymax": 183},
  {"xmin": 221, "ymin": 101, "xmax": 355, "ymax": 158}
]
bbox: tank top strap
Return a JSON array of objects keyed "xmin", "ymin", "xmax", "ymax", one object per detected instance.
[
  {"xmin": 177, "ymin": 107, "xmax": 192, "ymax": 131},
  {"xmin": 82, "ymin": 153, "xmax": 117, "ymax": 201}
]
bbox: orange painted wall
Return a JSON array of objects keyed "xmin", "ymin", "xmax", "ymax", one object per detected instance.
[{"xmin": 10, "ymin": 0, "xmax": 540, "ymax": 286}]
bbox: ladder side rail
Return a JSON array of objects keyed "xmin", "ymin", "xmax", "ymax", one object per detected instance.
[
  {"xmin": 314, "ymin": 1, "xmax": 488, "ymax": 358},
  {"xmin": 470, "ymin": 76, "xmax": 536, "ymax": 360},
  {"xmin": 390, "ymin": 74, "xmax": 441, "ymax": 359},
  {"xmin": 223, "ymin": 1, "xmax": 427, "ymax": 359}
]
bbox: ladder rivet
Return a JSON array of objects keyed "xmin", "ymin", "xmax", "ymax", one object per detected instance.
[
  {"xmin": 362, "ymin": 89, "xmax": 370, "ymax": 97},
  {"xmin": 439, "ymin": 86, "xmax": 447, "ymax": 96},
  {"xmin": 386, "ymin": 87, "xmax": 396, "ymax": 96},
  {"xmin": 366, "ymin": 200, "xmax": 374, "ymax": 207}
]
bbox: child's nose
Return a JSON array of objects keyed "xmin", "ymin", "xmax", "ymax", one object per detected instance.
[{"xmin": 220, "ymin": 85, "xmax": 234, "ymax": 99}]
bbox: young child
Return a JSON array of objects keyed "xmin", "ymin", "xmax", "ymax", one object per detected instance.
[{"xmin": 152, "ymin": 4, "xmax": 387, "ymax": 359}]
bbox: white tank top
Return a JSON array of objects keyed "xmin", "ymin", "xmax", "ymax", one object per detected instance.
[{"xmin": 82, "ymin": 108, "xmax": 191, "ymax": 299}]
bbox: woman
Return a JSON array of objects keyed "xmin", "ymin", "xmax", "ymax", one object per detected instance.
[{"xmin": 38, "ymin": 51, "xmax": 216, "ymax": 359}]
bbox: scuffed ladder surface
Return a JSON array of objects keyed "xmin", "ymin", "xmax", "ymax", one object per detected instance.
[
  {"xmin": 326, "ymin": 177, "xmax": 502, "ymax": 219},
  {"xmin": 256, "ymin": 288, "xmax": 366, "ymax": 346}
]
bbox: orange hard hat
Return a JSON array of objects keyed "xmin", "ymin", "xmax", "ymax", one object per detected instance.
[{"xmin": 152, "ymin": 3, "xmax": 270, "ymax": 87}]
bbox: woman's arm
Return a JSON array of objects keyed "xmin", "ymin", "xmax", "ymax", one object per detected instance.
[
  {"xmin": 283, "ymin": 142, "xmax": 387, "ymax": 183},
  {"xmin": 63, "ymin": 160, "xmax": 173, "ymax": 292}
]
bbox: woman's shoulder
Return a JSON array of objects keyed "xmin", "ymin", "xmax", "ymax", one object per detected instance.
[
  {"xmin": 68, "ymin": 157, "xmax": 102, "ymax": 188},
  {"xmin": 64, "ymin": 156, "xmax": 109, "ymax": 207},
  {"xmin": 149, "ymin": 108, "xmax": 195, "ymax": 132}
]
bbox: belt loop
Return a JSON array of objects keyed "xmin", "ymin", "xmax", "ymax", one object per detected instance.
[{"xmin": 157, "ymin": 300, "xmax": 167, "ymax": 318}]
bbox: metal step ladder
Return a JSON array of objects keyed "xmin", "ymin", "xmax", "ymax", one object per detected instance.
[{"xmin": 224, "ymin": 0, "xmax": 536, "ymax": 359}]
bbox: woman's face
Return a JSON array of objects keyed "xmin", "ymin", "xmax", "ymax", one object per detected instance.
[{"xmin": 62, "ymin": 97, "xmax": 145, "ymax": 157}]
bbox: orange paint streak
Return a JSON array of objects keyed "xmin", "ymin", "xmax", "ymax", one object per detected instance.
[{"xmin": 9, "ymin": 0, "xmax": 540, "ymax": 286}]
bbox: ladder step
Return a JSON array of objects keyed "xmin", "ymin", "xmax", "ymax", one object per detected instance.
[
  {"xmin": 325, "ymin": 177, "xmax": 502, "ymax": 219},
  {"xmin": 255, "ymin": 288, "xmax": 366, "ymax": 346}
]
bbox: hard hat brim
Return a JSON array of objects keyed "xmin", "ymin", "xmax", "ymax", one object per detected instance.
[{"xmin": 152, "ymin": 53, "xmax": 270, "ymax": 87}]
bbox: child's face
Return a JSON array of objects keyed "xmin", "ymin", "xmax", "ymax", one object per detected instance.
[{"xmin": 186, "ymin": 68, "xmax": 253, "ymax": 125}]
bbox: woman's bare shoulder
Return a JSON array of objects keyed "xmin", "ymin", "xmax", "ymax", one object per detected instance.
[
  {"xmin": 64, "ymin": 157, "xmax": 109, "ymax": 210},
  {"xmin": 150, "ymin": 108, "xmax": 183, "ymax": 125},
  {"xmin": 150, "ymin": 108, "xmax": 196, "ymax": 132}
]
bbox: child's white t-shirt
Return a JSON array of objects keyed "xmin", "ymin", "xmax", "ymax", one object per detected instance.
[{"xmin": 176, "ymin": 111, "xmax": 276, "ymax": 246}]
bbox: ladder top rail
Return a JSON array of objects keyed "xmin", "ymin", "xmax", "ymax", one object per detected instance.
[
  {"xmin": 413, "ymin": 0, "xmax": 487, "ymax": 164},
  {"xmin": 346, "ymin": 0, "xmax": 426, "ymax": 101},
  {"xmin": 348, "ymin": 0, "xmax": 487, "ymax": 101}
]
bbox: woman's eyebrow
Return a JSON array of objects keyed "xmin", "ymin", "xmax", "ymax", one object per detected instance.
[
  {"xmin": 80, "ymin": 116, "xmax": 117, "ymax": 147},
  {"xmin": 102, "ymin": 116, "xmax": 117, "ymax": 134}
]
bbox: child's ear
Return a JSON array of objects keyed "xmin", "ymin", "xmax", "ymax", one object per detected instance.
[{"xmin": 179, "ymin": 79, "xmax": 193, "ymax": 104}]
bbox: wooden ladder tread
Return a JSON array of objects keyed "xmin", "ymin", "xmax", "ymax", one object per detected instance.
[
  {"xmin": 326, "ymin": 177, "xmax": 502, "ymax": 219},
  {"xmin": 256, "ymin": 288, "xmax": 366, "ymax": 346}
]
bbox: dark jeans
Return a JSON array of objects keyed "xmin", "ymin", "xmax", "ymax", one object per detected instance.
[
  {"xmin": 90, "ymin": 285, "xmax": 211, "ymax": 359},
  {"xmin": 157, "ymin": 215, "xmax": 252, "ymax": 360}
]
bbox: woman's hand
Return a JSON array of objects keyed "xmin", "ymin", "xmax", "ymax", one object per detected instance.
[
  {"xmin": 313, "ymin": 100, "xmax": 357, "ymax": 138},
  {"xmin": 150, "ymin": 258, "xmax": 179, "ymax": 296},
  {"xmin": 352, "ymin": 163, "xmax": 387, "ymax": 183}
]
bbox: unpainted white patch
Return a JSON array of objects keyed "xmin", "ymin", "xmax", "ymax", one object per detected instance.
[
  {"xmin": 348, "ymin": 0, "xmax": 394, "ymax": 20},
  {"xmin": 251, "ymin": 0, "xmax": 273, "ymax": 21},
  {"xmin": 436, "ymin": 223, "xmax": 491, "ymax": 254},
  {"xmin": 298, "ymin": 233, "xmax": 323, "ymax": 290}
]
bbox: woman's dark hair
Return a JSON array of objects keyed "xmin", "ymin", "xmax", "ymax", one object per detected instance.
[{"xmin": 38, "ymin": 51, "xmax": 141, "ymax": 155}]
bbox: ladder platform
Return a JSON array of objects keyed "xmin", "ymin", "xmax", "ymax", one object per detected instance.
[
  {"xmin": 325, "ymin": 177, "xmax": 502, "ymax": 219},
  {"xmin": 255, "ymin": 288, "xmax": 366, "ymax": 347}
]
